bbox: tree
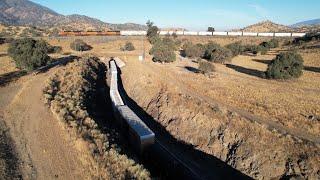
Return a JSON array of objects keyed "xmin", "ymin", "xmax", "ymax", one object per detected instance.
[
  {"xmin": 266, "ymin": 51, "xmax": 304, "ymax": 79},
  {"xmin": 207, "ymin": 27, "xmax": 215, "ymax": 32},
  {"xmin": 146, "ymin": 20, "xmax": 159, "ymax": 44},
  {"xmin": 149, "ymin": 39, "xmax": 176, "ymax": 63},
  {"xmin": 8, "ymin": 38, "xmax": 50, "ymax": 71}
]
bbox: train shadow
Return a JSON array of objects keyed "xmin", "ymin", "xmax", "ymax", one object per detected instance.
[
  {"xmin": 304, "ymin": 66, "xmax": 320, "ymax": 73},
  {"xmin": 35, "ymin": 55, "xmax": 78, "ymax": 74},
  {"xmin": 116, "ymin": 66, "xmax": 251, "ymax": 180},
  {"xmin": 0, "ymin": 70, "xmax": 27, "ymax": 87},
  {"xmin": 184, "ymin": 66, "xmax": 200, "ymax": 73},
  {"xmin": 253, "ymin": 59, "xmax": 320, "ymax": 73},
  {"xmin": 226, "ymin": 64, "xmax": 266, "ymax": 79}
]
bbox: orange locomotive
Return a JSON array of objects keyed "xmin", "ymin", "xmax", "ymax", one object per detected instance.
[{"xmin": 58, "ymin": 30, "xmax": 121, "ymax": 36}]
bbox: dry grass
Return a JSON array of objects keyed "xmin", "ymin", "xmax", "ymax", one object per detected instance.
[{"xmin": 43, "ymin": 56, "xmax": 150, "ymax": 179}]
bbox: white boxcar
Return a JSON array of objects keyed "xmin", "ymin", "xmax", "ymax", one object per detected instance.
[
  {"xmin": 120, "ymin": 31, "xmax": 146, "ymax": 36},
  {"xmin": 258, "ymin": 32, "xmax": 274, "ymax": 37},
  {"xmin": 175, "ymin": 31, "xmax": 184, "ymax": 35},
  {"xmin": 275, "ymin": 33, "xmax": 292, "ymax": 37},
  {"xmin": 228, "ymin": 32, "xmax": 243, "ymax": 36},
  {"xmin": 243, "ymin": 32, "xmax": 258, "ymax": 36},
  {"xmin": 159, "ymin": 31, "xmax": 169, "ymax": 35},
  {"xmin": 212, "ymin": 32, "xmax": 228, "ymax": 36},
  {"xmin": 291, "ymin": 33, "xmax": 306, "ymax": 37},
  {"xmin": 184, "ymin": 31, "xmax": 198, "ymax": 35},
  {"xmin": 198, "ymin": 31, "xmax": 213, "ymax": 36}
]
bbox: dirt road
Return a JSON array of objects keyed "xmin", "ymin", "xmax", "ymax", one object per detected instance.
[{"xmin": 0, "ymin": 67, "xmax": 93, "ymax": 179}]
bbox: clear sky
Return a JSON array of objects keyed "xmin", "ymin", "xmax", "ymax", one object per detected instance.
[{"xmin": 31, "ymin": 0, "xmax": 320, "ymax": 31}]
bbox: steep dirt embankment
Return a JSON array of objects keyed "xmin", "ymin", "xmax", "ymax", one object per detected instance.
[
  {"xmin": 43, "ymin": 56, "xmax": 150, "ymax": 179},
  {"xmin": 120, "ymin": 59, "xmax": 320, "ymax": 179}
]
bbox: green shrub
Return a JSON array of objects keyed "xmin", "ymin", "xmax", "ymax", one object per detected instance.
[
  {"xmin": 203, "ymin": 41, "xmax": 221, "ymax": 60},
  {"xmin": 266, "ymin": 51, "xmax": 304, "ymax": 79},
  {"xmin": 260, "ymin": 39, "xmax": 279, "ymax": 49},
  {"xmin": 8, "ymin": 38, "xmax": 50, "ymax": 71},
  {"xmin": 244, "ymin": 45, "xmax": 260, "ymax": 55},
  {"xmin": 183, "ymin": 42, "xmax": 204, "ymax": 58},
  {"xmin": 70, "ymin": 39, "xmax": 92, "ymax": 51},
  {"xmin": 209, "ymin": 47, "xmax": 233, "ymax": 64},
  {"xmin": 149, "ymin": 38, "xmax": 176, "ymax": 63},
  {"xmin": 198, "ymin": 61, "xmax": 215, "ymax": 74},
  {"xmin": 121, "ymin": 42, "xmax": 135, "ymax": 51},
  {"xmin": 226, "ymin": 41, "xmax": 245, "ymax": 56},
  {"xmin": 48, "ymin": 45, "xmax": 62, "ymax": 54},
  {"xmin": 162, "ymin": 37, "xmax": 178, "ymax": 50}
]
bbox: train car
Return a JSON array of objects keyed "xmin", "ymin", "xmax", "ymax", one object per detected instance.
[
  {"xmin": 109, "ymin": 59, "xmax": 155, "ymax": 153},
  {"xmin": 58, "ymin": 30, "xmax": 120, "ymax": 36}
]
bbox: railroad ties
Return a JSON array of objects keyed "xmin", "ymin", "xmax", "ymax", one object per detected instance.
[{"xmin": 108, "ymin": 58, "xmax": 155, "ymax": 153}]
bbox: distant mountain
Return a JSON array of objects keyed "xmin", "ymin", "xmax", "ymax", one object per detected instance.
[
  {"xmin": 291, "ymin": 19, "xmax": 320, "ymax": 27},
  {"xmin": 0, "ymin": 0, "xmax": 146, "ymax": 31},
  {"xmin": 238, "ymin": 20, "xmax": 292, "ymax": 32},
  {"xmin": 106, "ymin": 23, "xmax": 147, "ymax": 31}
]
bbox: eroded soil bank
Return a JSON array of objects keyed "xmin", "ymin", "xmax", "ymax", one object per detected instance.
[{"xmin": 120, "ymin": 57, "xmax": 320, "ymax": 179}]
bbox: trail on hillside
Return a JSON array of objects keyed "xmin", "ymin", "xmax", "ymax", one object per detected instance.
[{"xmin": 0, "ymin": 67, "xmax": 93, "ymax": 179}]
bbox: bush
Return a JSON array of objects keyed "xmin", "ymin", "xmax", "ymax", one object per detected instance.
[
  {"xmin": 70, "ymin": 39, "xmax": 92, "ymax": 51},
  {"xmin": 198, "ymin": 61, "xmax": 215, "ymax": 74},
  {"xmin": 260, "ymin": 39, "xmax": 279, "ymax": 49},
  {"xmin": 203, "ymin": 41, "xmax": 221, "ymax": 60},
  {"xmin": 259, "ymin": 46, "xmax": 269, "ymax": 55},
  {"xmin": 8, "ymin": 38, "xmax": 50, "ymax": 71},
  {"xmin": 162, "ymin": 37, "xmax": 178, "ymax": 50},
  {"xmin": 183, "ymin": 42, "xmax": 204, "ymax": 58},
  {"xmin": 243, "ymin": 45, "xmax": 260, "ymax": 55},
  {"xmin": 48, "ymin": 45, "xmax": 62, "ymax": 54},
  {"xmin": 226, "ymin": 41, "xmax": 245, "ymax": 56},
  {"xmin": 149, "ymin": 38, "xmax": 176, "ymax": 63},
  {"xmin": 266, "ymin": 51, "xmax": 304, "ymax": 79},
  {"xmin": 121, "ymin": 42, "xmax": 135, "ymax": 51},
  {"xmin": 209, "ymin": 47, "xmax": 233, "ymax": 64}
]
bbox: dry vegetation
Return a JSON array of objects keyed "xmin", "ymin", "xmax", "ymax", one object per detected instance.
[
  {"xmin": 112, "ymin": 36, "xmax": 320, "ymax": 179},
  {"xmin": 42, "ymin": 56, "xmax": 150, "ymax": 179}
]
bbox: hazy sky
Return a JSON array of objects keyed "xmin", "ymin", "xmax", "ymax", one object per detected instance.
[{"xmin": 31, "ymin": 0, "xmax": 320, "ymax": 30}]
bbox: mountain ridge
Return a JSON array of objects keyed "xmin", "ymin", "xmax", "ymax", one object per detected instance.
[{"xmin": 0, "ymin": 0, "xmax": 147, "ymax": 31}]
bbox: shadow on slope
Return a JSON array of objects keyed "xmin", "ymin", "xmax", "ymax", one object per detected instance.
[{"xmin": 116, "ymin": 66, "xmax": 251, "ymax": 180}]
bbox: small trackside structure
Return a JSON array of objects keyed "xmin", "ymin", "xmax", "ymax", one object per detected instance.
[{"xmin": 108, "ymin": 59, "xmax": 155, "ymax": 153}]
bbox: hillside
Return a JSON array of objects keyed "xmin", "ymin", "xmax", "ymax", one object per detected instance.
[
  {"xmin": 292, "ymin": 18, "xmax": 320, "ymax": 27},
  {"xmin": 239, "ymin": 20, "xmax": 292, "ymax": 32},
  {"xmin": 0, "ymin": 0, "xmax": 146, "ymax": 31}
]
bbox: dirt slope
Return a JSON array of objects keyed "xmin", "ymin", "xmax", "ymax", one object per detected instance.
[
  {"xmin": 119, "ymin": 54, "xmax": 320, "ymax": 179},
  {"xmin": 0, "ymin": 67, "xmax": 94, "ymax": 179}
]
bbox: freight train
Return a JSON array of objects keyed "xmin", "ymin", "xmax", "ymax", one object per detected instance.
[
  {"xmin": 59, "ymin": 30, "xmax": 307, "ymax": 37},
  {"xmin": 108, "ymin": 59, "xmax": 155, "ymax": 153}
]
